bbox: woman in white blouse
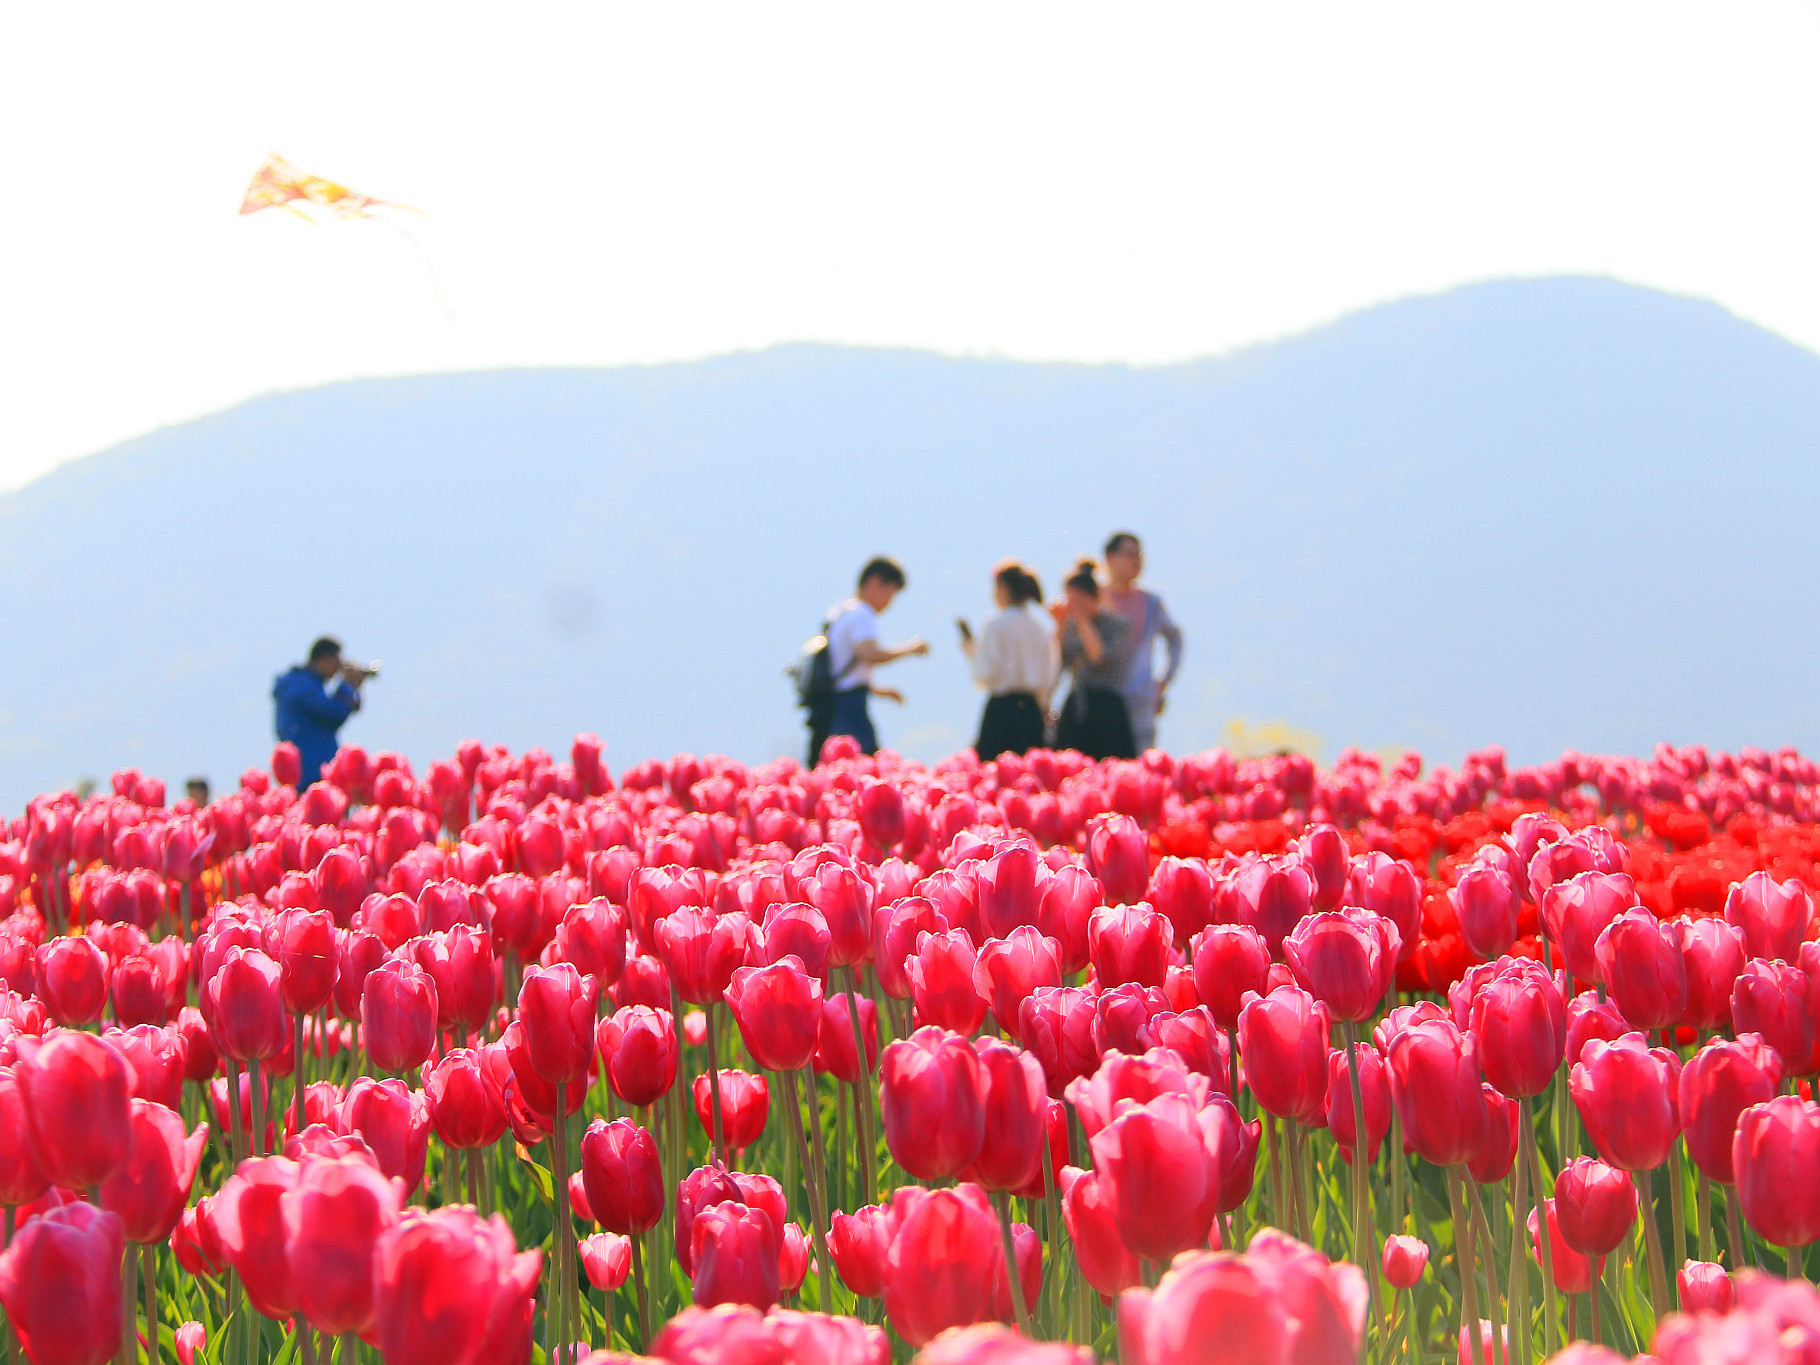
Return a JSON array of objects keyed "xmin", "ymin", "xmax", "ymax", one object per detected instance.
[{"xmin": 958, "ymin": 560, "xmax": 1057, "ymax": 758}]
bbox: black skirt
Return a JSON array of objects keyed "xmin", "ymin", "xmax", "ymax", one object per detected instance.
[
  {"xmin": 1055, "ymin": 685, "xmax": 1137, "ymax": 762},
  {"xmin": 976, "ymin": 691, "xmax": 1046, "ymax": 760}
]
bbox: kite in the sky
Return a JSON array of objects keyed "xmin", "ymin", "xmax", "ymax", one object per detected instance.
[{"xmin": 238, "ymin": 153, "xmax": 407, "ymax": 221}]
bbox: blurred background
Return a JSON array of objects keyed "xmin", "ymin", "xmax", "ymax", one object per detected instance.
[{"xmin": 3, "ymin": 3, "xmax": 1819, "ymax": 807}]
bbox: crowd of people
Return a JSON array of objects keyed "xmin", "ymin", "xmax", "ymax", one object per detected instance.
[
  {"xmin": 264, "ymin": 536, "xmax": 1182, "ymax": 791},
  {"xmin": 804, "ymin": 531, "xmax": 1183, "ymax": 768}
]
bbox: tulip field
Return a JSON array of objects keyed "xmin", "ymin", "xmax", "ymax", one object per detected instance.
[{"xmin": 10, "ymin": 737, "xmax": 1820, "ymax": 1364}]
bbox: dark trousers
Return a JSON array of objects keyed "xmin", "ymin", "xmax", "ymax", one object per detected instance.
[
  {"xmin": 976, "ymin": 691, "xmax": 1045, "ymax": 760},
  {"xmin": 807, "ymin": 685, "xmax": 876, "ymax": 766},
  {"xmin": 1055, "ymin": 686, "xmax": 1137, "ymax": 761}
]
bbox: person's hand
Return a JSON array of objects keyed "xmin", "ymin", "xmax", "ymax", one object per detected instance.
[
  {"xmin": 873, "ymin": 686, "xmax": 905, "ymax": 704},
  {"xmin": 908, "ymin": 638, "xmax": 931, "ymax": 657},
  {"xmin": 1156, "ymin": 684, "xmax": 1169, "ymax": 716},
  {"xmin": 342, "ymin": 663, "xmax": 373, "ymax": 686}
]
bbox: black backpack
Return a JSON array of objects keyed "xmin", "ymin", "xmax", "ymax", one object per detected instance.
[{"xmin": 788, "ymin": 619, "xmax": 853, "ymax": 721}]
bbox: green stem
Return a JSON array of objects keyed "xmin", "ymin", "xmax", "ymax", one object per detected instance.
[
  {"xmin": 992, "ymin": 1190, "xmax": 1030, "ymax": 1333},
  {"xmin": 1448, "ymin": 1167, "xmax": 1479, "ymax": 1361},
  {"xmin": 782, "ymin": 1070, "xmax": 833, "ymax": 1312}
]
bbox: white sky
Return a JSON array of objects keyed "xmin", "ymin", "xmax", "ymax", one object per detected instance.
[{"xmin": 3, "ymin": 2, "xmax": 1819, "ymax": 491}]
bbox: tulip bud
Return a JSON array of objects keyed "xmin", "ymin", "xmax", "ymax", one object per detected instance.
[
  {"xmin": 1087, "ymin": 904, "xmax": 1172, "ymax": 991},
  {"xmin": 17, "ymin": 1029, "xmax": 135, "ymax": 1190},
  {"xmin": 1387, "ymin": 1019, "xmax": 1487, "ymax": 1167},
  {"xmin": 1088, "ymin": 1092, "xmax": 1219, "ymax": 1262},
  {"xmin": 1190, "ymin": 924, "xmax": 1271, "ymax": 1032},
  {"xmin": 1570, "ymin": 1033, "xmax": 1682, "ymax": 1171},
  {"xmin": 282, "ymin": 1153, "xmax": 404, "ymax": 1335},
  {"xmin": 1237, "ymin": 984, "xmax": 1328, "ymax": 1124},
  {"xmin": 881, "ymin": 1026, "xmax": 985, "ymax": 1181},
  {"xmin": 596, "ymin": 1005, "xmax": 677, "ymax": 1107},
  {"xmin": 882, "ymin": 1185, "xmax": 1001, "ymax": 1346},
  {"xmin": 0, "ymin": 1201, "xmax": 124, "ymax": 1365},
  {"xmin": 972, "ymin": 927, "xmax": 1062, "ymax": 1038},
  {"xmin": 361, "ymin": 959, "xmax": 438, "ymax": 1075},
  {"xmin": 580, "ymin": 1118, "xmax": 664, "ymax": 1236},
  {"xmin": 1086, "ymin": 815, "xmax": 1148, "ymax": 906},
  {"xmin": 1284, "ymin": 909, "xmax": 1399, "ymax": 1022},
  {"xmin": 1724, "ymin": 871, "xmax": 1812, "ymax": 966},
  {"xmin": 691, "ymin": 1199, "xmax": 780, "ymax": 1310},
  {"xmin": 691, "ymin": 1069, "xmax": 770, "ymax": 1152},
  {"xmin": 1733, "ymin": 1093, "xmax": 1820, "ymax": 1249},
  {"xmin": 1594, "ymin": 909, "xmax": 1688, "ymax": 1032},
  {"xmin": 909, "ymin": 929, "xmax": 987, "ymax": 1036},
  {"xmin": 827, "ymin": 1204, "xmax": 892, "ymax": 1299},
  {"xmin": 423, "ymin": 1048, "xmax": 508, "ymax": 1151},
  {"xmin": 373, "ymin": 1207, "xmax": 542, "ymax": 1365},
  {"xmin": 1382, "ymin": 1234, "xmax": 1429, "ymax": 1289},
  {"xmin": 516, "ymin": 962, "xmax": 598, "ymax": 1085},
  {"xmin": 1553, "ymin": 1157, "xmax": 1638, "ymax": 1256},
  {"xmin": 724, "ymin": 958, "xmax": 823, "ymax": 1072}
]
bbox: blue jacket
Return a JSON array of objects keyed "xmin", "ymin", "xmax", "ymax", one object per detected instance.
[{"xmin": 273, "ymin": 666, "xmax": 359, "ymax": 787}]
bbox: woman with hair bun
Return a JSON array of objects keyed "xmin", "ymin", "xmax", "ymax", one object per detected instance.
[
  {"xmin": 958, "ymin": 560, "xmax": 1056, "ymax": 758},
  {"xmin": 1052, "ymin": 559, "xmax": 1137, "ymax": 761}
]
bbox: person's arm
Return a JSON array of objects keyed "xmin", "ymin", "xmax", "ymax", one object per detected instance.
[
  {"xmin": 1071, "ymin": 611, "xmax": 1105, "ymax": 666},
  {"xmin": 1154, "ymin": 596, "xmax": 1185, "ymax": 691},
  {"xmin": 854, "ymin": 638, "xmax": 928, "ymax": 665}
]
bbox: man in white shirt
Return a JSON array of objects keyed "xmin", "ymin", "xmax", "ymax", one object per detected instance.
[{"xmin": 808, "ymin": 557, "xmax": 929, "ymax": 764}]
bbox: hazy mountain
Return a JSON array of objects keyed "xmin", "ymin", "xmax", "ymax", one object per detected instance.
[{"xmin": 4, "ymin": 275, "xmax": 1818, "ymax": 812}]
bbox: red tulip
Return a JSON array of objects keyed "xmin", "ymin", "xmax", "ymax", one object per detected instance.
[
  {"xmin": 882, "ymin": 1184, "xmax": 1002, "ymax": 1346},
  {"xmin": 1679, "ymin": 918, "xmax": 1748, "ymax": 1031},
  {"xmin": 973, "ymin": 927, "xmax": 1063, "ymax": 1038},
  {"xmin": 1451, "ymin": 861, "xmax": 1520, "ymax": 962},
  {"xmin": 857, "ymin": 778, "xmax": 908, "ymax": 850},
  {"xmin": 1347, "ymin": 851, "xmax": 1421, "ymax": 961},
  {"xmin": 1731, "ymin": 958, "xmax": 1813, "ymax": 1075},
  {"xmin": 1382, "ymin": 1234, "xmax": 1429, "ymax": 1289},
  {"xmin": 1594, "ymin": 909, "xmax": 1687, "ymax": 1032},
  {"xmin": 0, "ymin": 1201, "xmax": 124, "ymax": 1365},
  {"xmin": 1733, "ymin": 1094, "xmax": 1820, "ymax": 1248},
  {"xmin": 1018, "ymin": 986, "xmax": 1100, "ymax": 1098},
  {"xmin": 581, "ymin": 1231, "xmax": 632, "ymax": 1291},
  {"xmin": 273, "ymin": 742, "xmax": 302, "ymax": 787},
  {"xmin": 1552, "ymin": 1157, "xmax": 1638, "ymax": 1257},
  {"xmin": 597, "ymin": 1004, "xmax": 678, "ymax": 1106},
  {"xmin": 976, "ymin": 843, "xmax": 1045, "ymax": 941},
  {"xmin": 1232, "ymin": 855, "xmax": 1315, "ymax": 957},
  {"xmin": 1467, "ymin": 1084, "xmax": 1520, "ymax": 1185},
  {"xmin": 362, "ymin": 958, "xmax": 438, "ymax": 1074},
  {"xmin": 814, "ymin": 992, "xmax": 879, "ymax": 1085},
  {"xmin": 872, "ymin": 897, "xmax": 947, "ymax": 999},
  {"xmin": 1571, "ymin": 1032, "xmax": 1681, "ymax": 1171},
  {"xmin": 98, "ymin": 1099, "xmax": 207, "ymax": 1244},
  {"xmin": 1237, "ymin": 984, "xmax": 1329, "ymax": 1125},
  {"xmin": 691, "ymin": 1199, "xmax": 780, "ymax": 1309},
  {"xmin": 828, "ymin": 1203, "xmax": 893, "ymax": 1298},
  {"xmin": 1145, "ymin": 856, "xmax": 1213, "ymax": 952},
  {"xmin": 673, "ymin": 1163, "xmax": 743, "ymax": 1274},
  {"xmin": 1284, "ymin": 909, "xmax": 1398, "ymax": 1022},
  {"xmin": 1528, "ymin": 1199, "xmax": 1592, "ymax": 1294},
  {"xmin": 1059, "ymin": 1164, "xmax": 1142, "ymax": 1299},
  {"xmin": 800, "ymin": 862, "xmax": 874, "ymax": 969},
  {"xmin": 1564, "ymin": 991, "xmax": 1628, "ymax": 1068},
  {"xmin": 424, "ymin": 1048, "xmax": 509, "ymax": 1150},
  {"xmin": 725, "ymin": 958, "xmax": 823, "ymax": 1072},
  {"xmin": 283, "ymin": 1153, "xmax": 405, "ymax": 1335},
  {"xmin": 341, "ymin": 1077, "xmax": 430, "ymax": 1195},
  {"xmin": 175, "ymin": 1321, "xmax": 206, "ymax": 1365},
  {"xmin": 1678, "ymin": 1259, "xmax": 1733, "ymax": 1314},
  {"xmin": 1679, "ymin": 1033, "xmax": 1782, "ymax": 1184},
  {"xmin": 1117, "ymin": 1236, "xmax": 1365, "ymax": 1365},
  {"xmin": 37, "ymin": 935, "xmax": 110, "ymax": 1026},
  {"xmin": 882, "ymin": 1026, "xmax": 986, "ymax": 1180},
  {"xmin": 963, "ymin": 1039, "xmax": 1047, "ymax": 1192},
  {"xmin": 333, "ymin": 930, "xmax": 389, "ymax": 1022},
  {"xmin": 1038, "ymin": 866, "xmax": 1100, "ymax": 975},
  {"xmin": 373, "ymin": 1207, "xmax": 543, "ymax": 1365},
  {"xmin": 1087, "ymin": 903, "xmax": 1172, "ymax": 991},
  {"xmin": 95, "ymin": 1029, "xmax": 171, "ymax": 1118},
  {"xmin": 691, "ymin": 1070, "xmax": 769, "ymax": 1152},
  {"xmin": 1724, "ymin": 871, "xmax": 1812, "ymax": 966},
  {"xmin": 1467, "ymin": 959, "xmax": 1566, "ymax": 1098},
  {"xmin": 213, "ymin": 1155, "xmax": 301, "ymax": 1318},
  {"xmin": 410, "ymin": 925, "xmax": 496, "ymax": 1034},
  {"xmin": 657, "ymin": 908, "xmax": 756, "ymax": 1006},
  {"xmin": 274, "ymin": 907, "xmax": 339, "ymax": 1015},
  {"xmin": 170, "ymin": 1199, "xmax": 224, "ymax": 1278},
  {"xmin": 516, "ymin": 961, "xmax": 598, "ymax": 1085},
  {"xmin": 1387, "ymin": 1019, "xmax": 1487, "ymax": 1167},
  {"xmin": 16, "ymin": 1029, "xmax": 134, "ymax": 1190},
  {"xmin": 580, "ymin": 1117, "xmax": 664, "ymax": 1235},
  {"xmin": 555, "ymin": 898, "xmax": 628, "ymax": 988},
  {"xmin": 909, "ymin": 928, "xmax": 987, "ymax": 1035},
  {"xmin": 1190, "ymin": 924, "xmax": 1272, "ymax": 1032},
  {"xmin": 108, "ymin": 955, "xmax": 166, "ymax": 1027},
  {"xmin": 1089, "ymin": 1091, "xmax": 1219, "ymax": 1262},
  {"xmin": 760, "ymin": 902, "xmax": 832, "ymax": 983},
  {"xmin": 1325, "ymin": 1043, "xmax": 1391, "ymax": 1164},
  {"xmin": 1081, "ymin": 815, "xmax": 1145, "ymax": 907},
  {"xmin": 1541, "ymin": 871, "xmax": 1637, "ymax": 985},
  {"xmin": 0, "ymin": 1067, "xmax": 48, "ymax": 1207}
]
